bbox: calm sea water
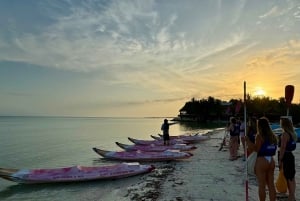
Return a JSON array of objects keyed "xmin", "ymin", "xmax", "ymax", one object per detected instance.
[{"xmin": 0, "ymin": 116, "xmax": 216, "ymax": 201}]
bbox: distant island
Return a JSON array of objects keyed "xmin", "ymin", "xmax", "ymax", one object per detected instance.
[{"xmin": 173, "ymin": 96, "xmax": 300, "ymax": 125}]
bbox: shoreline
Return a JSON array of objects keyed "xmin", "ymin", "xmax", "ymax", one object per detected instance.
[{"xmin": 122, "ymin": 129, "xmax": 300, "ymax": 201}]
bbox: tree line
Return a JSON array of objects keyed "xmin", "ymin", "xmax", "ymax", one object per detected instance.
[{"xmin": 178, "ymin": 96, "xmax": 300, "ymax": 125}]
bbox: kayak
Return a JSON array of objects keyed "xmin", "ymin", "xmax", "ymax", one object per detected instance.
[
  {"xmin": 0, "ymin": 163, "xmax": 154, "ymax": 184},
  {"xmin": 154, "ymin": 134, "xmax": 210, "ymax": 143},
  {"xmin": 153, "ymin": 133, "xmax": 199, "ymax": 139},
  {"xmin": 127, "ymin": 137, "xmax": 187, "ymax": 146},
  {"xmin": 115, "ymin": 142, "xmax": 197, "ymax": 152},
  {"xmin": 93, "ymin": 147, "xmax": 193, "ymax": 162}
]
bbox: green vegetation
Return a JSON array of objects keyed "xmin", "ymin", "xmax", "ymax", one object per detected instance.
[{"xmin": 177, "ymin": 96, "xmax": 300, "ymax": 125}]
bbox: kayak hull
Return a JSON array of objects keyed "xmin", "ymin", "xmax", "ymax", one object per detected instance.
[
  {"xmin": 128, "ymin": 137, "xmax": 187, "ymax": 145},
  {"xmin": 0, "ymin": 163, "xmax": 154, "ymax": 184},
  {"xmin": 93, "ymin": 147, "xmax": 193, "ymax": 162},
  {"xmin": 154, "ymin": 134, "xmax": 210, "ymax": 143},
  {"xmin": 115, "ymin": 142, "xmax": 196, "ymax": 152}
]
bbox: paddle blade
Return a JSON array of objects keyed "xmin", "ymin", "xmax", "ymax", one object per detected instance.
[
  {"xmin": 285, "ymin": 85, "xmax": 294, "ymax": 106},
  {"xmin": 276, "ymin": 169, "xmax": 287, "ymax": 193}
]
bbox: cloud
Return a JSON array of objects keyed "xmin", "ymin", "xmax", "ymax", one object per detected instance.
[
  {"xmin": 230, "ymin": 42, "xmax": 258, "ymax": 57},
  {"xmin": 259, "ymin": 6, "xmax": 279, "ymax": 19},
  {"xmin": 189, "ymin": 32, "xmax": 246, "ymax": 67},
  {"xmin": 230, "ymin": 0, "xmax": 247, "ymax": 25},
  {"xmin": 0, "ymin": 0, "xmax": 196, "ymax": 77},
  {"xmin": 245, "ymin": 40, "xmax": 300, "ymax": 85}
]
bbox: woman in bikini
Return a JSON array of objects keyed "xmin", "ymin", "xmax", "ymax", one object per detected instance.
[
  {"xmin": 278, "ymin": 117, "xmax": 297, "ymax": 201},
  {"xmin": 246, "ymin": 117, "xmax": 277, "ymax": 201},
  {"xmin": 228, "ymin": 117, "xmax": 240, "ymax": 160}
]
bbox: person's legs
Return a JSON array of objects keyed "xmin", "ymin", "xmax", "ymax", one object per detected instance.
[
  {"xmin": 164, "ymin": 134, "xmax": 170, "ymax": 146},
  {"xmin": 283, "ymin": 153, "xmax": 296, "ymax": 201},
  {"xmin": 256, "ymin": 157, "xmax": 268, "ymax": 201},
  {"xmin": 233, "ymin": 136, "xmax": 239, "ymax": 159},
  {"xmin": 229, "ymin": 136, "xmax": 238, "ymax": 160},
  {"xmin": 229, "ymin": 137, "xmax": 234, "ymax": 159},
  {"xmin": 241, "ymin": 136, "xmax": 245, "ymax": 154},
  {"xmin": 266, "ymin": 159, "xmax": 276, "ymax": 201},
  {"xmin": 287, "ymin": 179, "xmax": 296, "ymax": 201}
]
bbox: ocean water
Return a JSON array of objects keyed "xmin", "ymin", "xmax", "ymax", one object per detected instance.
[{"xmin": 0, "ymin": 116, "xmax": 214, "ymax": 201}]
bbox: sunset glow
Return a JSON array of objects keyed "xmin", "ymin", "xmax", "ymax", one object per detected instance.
[{"xmin": 253, "ymin": 88, "xmax": 266, "ymax": 97}]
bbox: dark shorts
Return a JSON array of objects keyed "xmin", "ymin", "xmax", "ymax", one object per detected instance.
[
  {"xmin": 163, "ymin": 133, "xmax": 170, "ymax": 141},
  {"xmin": 282, "ymin": 152, "xmax": 295, "ymax": 181}
]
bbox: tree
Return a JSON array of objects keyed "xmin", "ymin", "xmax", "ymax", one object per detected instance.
[{"xmin": 178, "ymin": 96, "xmax": 300, "ymax": 124}]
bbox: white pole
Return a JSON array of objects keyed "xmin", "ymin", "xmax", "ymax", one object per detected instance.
[{"xmin": 244, "ymin": 81, "xmax": 248, "ymax": 201}]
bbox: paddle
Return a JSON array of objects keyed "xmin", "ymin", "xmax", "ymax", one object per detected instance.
[
  {"xmin": 244, "ymin": 81, "xmax": 249, "ymax": 201},
  {"xmin": 285, "ymin": 85, "xmax": 294, "ymax": 116}
]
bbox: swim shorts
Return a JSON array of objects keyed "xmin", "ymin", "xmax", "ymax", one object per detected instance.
[
  {"xmin": 282, "ymin": 152, "xmax": 295, "ymax": 181},
  {"xmin": 163, "ymin": 134, "xmax": 170, "ymax": 141}
]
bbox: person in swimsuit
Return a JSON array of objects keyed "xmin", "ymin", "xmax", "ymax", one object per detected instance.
[
  {"xmin": 239, "ymin": 118, "xmax": 246, "ymax": 159},
  {"xmin": 278, "ymin": 117, "xmax": 297, "ymax": 201},
  {"xmin": 246, "ymin": 116, "xmax": 257, "ymax": 156},
  {"xmin": 246, "ymin": 117, "xmax": 277, "ymax": 201},
  {"xmin": 227, "ymin": 117, "xmax": 240, "ymax": 160}
]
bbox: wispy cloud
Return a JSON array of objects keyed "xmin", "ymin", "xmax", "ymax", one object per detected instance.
[
  {"xmin": 259, "ymin": 6, "xmax": 279, "ymax": 19},
  {"xmin": 189, "ymin": 32, "xmax": 246, "ymax": 67}
]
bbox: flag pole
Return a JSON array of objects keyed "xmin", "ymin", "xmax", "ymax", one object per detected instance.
[{"xmin": 244, "ymin": 81, "xmax": 248, "ymax": 201}]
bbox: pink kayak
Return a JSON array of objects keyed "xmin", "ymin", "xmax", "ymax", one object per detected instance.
[
  {"xmin": 93, "ymin": 147, "xmax": 193, "ymax": 162},
  {"xmin": 128, "ymin": 137, "xmax": 187, "ymax": 146},
  {"xmin": 153, "ymin": 133, "xmax": 199, "ymax": 139},
  {"xmin": 115, "ymin": 142, "xmax": 197, "ymax": 152},
  {"xmin": 0, "ymin": 163, "xmax": 154, "ymax": 184},
  {"xmin": 153, "ymin": 134, "xmax": 210, "ymax": 143}
]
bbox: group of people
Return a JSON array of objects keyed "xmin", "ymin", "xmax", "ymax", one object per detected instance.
[
  {"xmin": 162, "ymin": 116, "xmax": 296, "ymax": 201},
  {"xmin": 227, "ymin": 116, "xmax": 297, "ymax": 201}
]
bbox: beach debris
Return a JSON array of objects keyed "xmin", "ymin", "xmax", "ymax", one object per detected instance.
[
  {"xmin": 125, "ymin": 164, "xmax": 175, "ymax": 201},
  {"xmin": 276, "ymin": 193, "xmax": 288, "ymax": 201},
  {"xmin": 174, "ymin": 180, "xmax": 183, "ymax": 185}
]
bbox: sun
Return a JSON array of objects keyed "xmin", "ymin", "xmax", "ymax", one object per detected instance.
[{"xmin": 254, "ymin": 88, "xmax": 266, "ymax": 97}]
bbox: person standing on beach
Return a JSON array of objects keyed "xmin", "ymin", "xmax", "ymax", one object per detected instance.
[
  {"xmin": 278, "ymin": 117, "xmax": 297, "ymax": 201},
  {"xmin": 228, "ymin": 117, "xmax": 240, "ymax": 160},
  {"xmin": 239, "ymin": 118, "xmax": 246, "ymax": 159},
  {"xmin": 161, "ymin": 119, "xmax": 176, "ymax": 145},
  {"xmin": 246, "ymin": 117, "xmax": 277, "ymax": 201},
  {"xmin": 246, "ymin": 117, "xmax": 257, "ymax": 156}
]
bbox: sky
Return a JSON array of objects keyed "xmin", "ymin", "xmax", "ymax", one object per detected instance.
[{"xmin": 0, "ymin": 0, "xmax": 300, "ymax": 117}]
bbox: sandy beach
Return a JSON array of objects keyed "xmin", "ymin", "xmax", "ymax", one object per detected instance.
[{"xmin": 118, "ymin": 129, "xmax": 300, "ymax": 201}]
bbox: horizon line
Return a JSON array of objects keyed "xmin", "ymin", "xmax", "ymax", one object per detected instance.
[{"xmin": 0, "ymin": 115, "xmax": 177, "ymax": 119}]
